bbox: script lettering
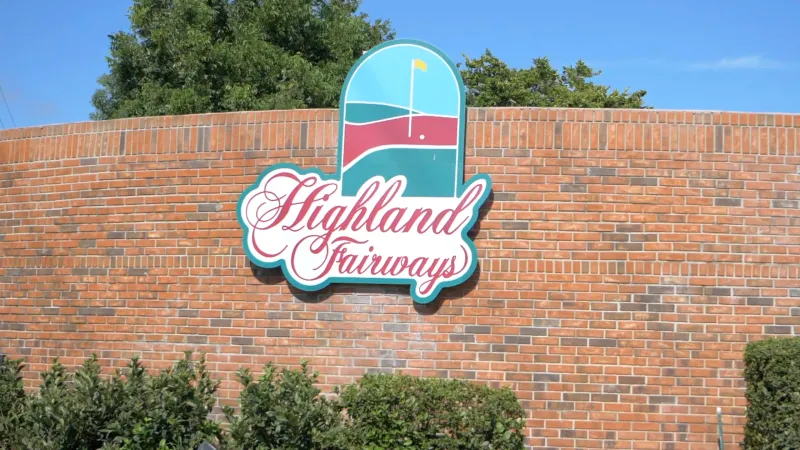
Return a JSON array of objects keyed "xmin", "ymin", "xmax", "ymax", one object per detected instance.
[{"xmin": 239, "ymin": 168, "xmax": 488, "ymax": 301}]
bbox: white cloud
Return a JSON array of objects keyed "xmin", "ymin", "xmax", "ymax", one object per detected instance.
[
  {"xmin": 686, "ymin": 56, "xmax": 793, "ymax": 71},
  {"xmin": 0, "ymin": 81, "xmax": 59, "ymax": 118},
  {"xmin": 588, "ymin": 56, "xmax": 797, "ymax": 72}
]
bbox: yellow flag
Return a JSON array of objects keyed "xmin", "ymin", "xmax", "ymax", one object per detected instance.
[{"xmin": 413, "ymin": 59, "xmax": 427, "ymax": 71}]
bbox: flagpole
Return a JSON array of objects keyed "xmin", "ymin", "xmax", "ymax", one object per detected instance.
[{"xmin": 408, "ymin": 59, "xmax": 414, "ymax": 137}]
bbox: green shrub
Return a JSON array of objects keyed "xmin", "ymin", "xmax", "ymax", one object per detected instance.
[
  {"xmin": 18, "ymin": 356, "xmax": 123, "ymax": 450},
  {"xmin": 0, "ymin": 352, "xmax": 221, "ymax": 450},
  {"xmin": 101, "ymin": 353, "xmax": 222, "ymax": 450},
  {"xmin": 0, "ymin": 357, "xmax": 25, "ymax": 450},
  {"xmin": 0, "ymin": 356, "xmax": 527, "ymax": 450},
  {"xmin": 223, "ymin": 361, "xmax": 341, "ymax": 450},
  {"xmin": 743, "ymin": 337, "xmax": 800, "ymax": 449},
  {"xmin": 332, "ymin": 373, "xmax": 526, "ymax": 450}
]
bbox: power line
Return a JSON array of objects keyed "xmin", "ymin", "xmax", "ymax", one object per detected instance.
[
  {"xmin": 0, "ymin": 84, "xmax": 16, "ymax": 128},
  {"xmin": 0, "ymin": 113, "xmax": 4, "ymax": 129}
]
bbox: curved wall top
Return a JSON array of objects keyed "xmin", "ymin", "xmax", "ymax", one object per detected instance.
[{"xmin": 2, "ymin": 106, "xmax": 800, "ymax": 449}]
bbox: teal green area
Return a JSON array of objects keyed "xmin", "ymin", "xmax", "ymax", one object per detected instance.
[
  {"xmin": 344, "ymin": 102, "xmax": 419, "ymax": 123},
  {"xmin": 342, "ymin": 147, "xmax": 457, "ymax": 198}
]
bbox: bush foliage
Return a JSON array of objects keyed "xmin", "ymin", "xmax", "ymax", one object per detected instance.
[
  {"xmin": 0, "ymin": 353, "xmax": 221, "ymax": 450},
  {"xmin": 743, "ymin": 337, "xmax": 800, "ymax": 449},
  {"xmin": 333, "ymin": 373, "xmax": 526, "ymax": 450},
  {"xmin": 223, "ymin": 362, "xmax": 340, "ymax": 450},
  {"xmin": 0, "ymin": 357, "xmax": 25, "ymax": 450},
  {"xmin": 0, "ymin": 355, "xmax": 526, "ymax": 450}
]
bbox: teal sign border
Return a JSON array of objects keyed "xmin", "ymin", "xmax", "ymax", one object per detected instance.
[{"xmin": 237, "ymin": 39, "xmax": 492, "ymax": 304}]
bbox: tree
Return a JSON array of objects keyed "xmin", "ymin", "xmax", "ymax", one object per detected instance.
[
  {"xmin": 91, "ymin": 0, "xmax": 394, "ymax": 120},
  {"xmin": 91, "ymin": 1, "xmax": 647, "ymax": 120},
  {"xmin": 460, "ymin": 49, "xmax": 648, "ymax": 109}
]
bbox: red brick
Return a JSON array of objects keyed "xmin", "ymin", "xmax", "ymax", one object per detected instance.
[{"xmin": 1, "ymin": 108, "xmax": 799, "ymax": 449}]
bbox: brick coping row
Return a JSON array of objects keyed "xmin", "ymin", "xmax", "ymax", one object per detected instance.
[{"xmin": 1, "ymin": 107, "xmax": 799, "ymax": 142}]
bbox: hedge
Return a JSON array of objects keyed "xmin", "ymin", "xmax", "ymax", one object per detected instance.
[
  {"xmin": 333, "ymin": 372, "xmax": 525, "ymax": 450},
  {"xmin": 743, "ymin": 337, "xmax": 800, "ymax": 449},
  {"xmin": 0, "ymin": 353, "xmax": 526, "ymax": 450}
]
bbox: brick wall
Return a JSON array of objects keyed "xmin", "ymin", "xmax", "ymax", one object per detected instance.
[{"xmin": 2, "ymin": 108, "xmax": 800, "ymax": 449}]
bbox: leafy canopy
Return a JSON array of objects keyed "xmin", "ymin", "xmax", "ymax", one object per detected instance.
[
  {"xmin": 92, "ymin": 0, "xmax": 647, "ymax": 119},
  {"xmin": 91, "ymin": 0, "xmax": 393, "ymax": 120},
  {"xmin": 460, "ymin": 49, "xmax": 647, "ymax": 108}
]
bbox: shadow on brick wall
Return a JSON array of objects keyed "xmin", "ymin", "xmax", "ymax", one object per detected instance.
[
  {"xmin": 416, "ymin": 190, "xmax": 494, "ymax": 315},
  {"xmin": 413, "ymin": 263, "xmax": 482, "ymax": 316},
  {"xmin": 248, "ymin": 261, "xmax": 407, "ymax": 304}
]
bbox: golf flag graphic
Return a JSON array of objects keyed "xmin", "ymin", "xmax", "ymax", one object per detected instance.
[
  {"xmin": 408, "ymin": 59, "xmax": 427, "ymax": 137},
  {"xmin": 341, "ymin": 43, "xmax": 465, "ymax": 198},
  {"xmin": 237, "ymin": 39, "xmax": 492, "ymax": 303}
]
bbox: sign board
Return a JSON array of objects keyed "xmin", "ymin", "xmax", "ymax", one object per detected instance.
[{"xmin": 237, "ymin": 39, "xmax": 492, "ymax": 303}]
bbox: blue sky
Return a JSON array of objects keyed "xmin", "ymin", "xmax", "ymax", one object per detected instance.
[
  {"xmin": 346, "ymin": 43, "xmax": 460, "ymax": 117},
  {"xmin": 0, "ymin": 0, "xmax": 798, "ymax": 129}
]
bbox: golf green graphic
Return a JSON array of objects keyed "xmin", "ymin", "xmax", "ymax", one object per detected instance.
[
  {"xmin": 341, "ymin": 45, "xmax": 461, "ymax": 197},
  {"xmin": 238, "ymin": 39, "xmax": 492, "ymax": 303}
]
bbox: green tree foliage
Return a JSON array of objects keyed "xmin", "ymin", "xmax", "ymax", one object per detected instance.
[
  {"xmin": 92, "ymin": 1, "xmax": 647, "ymax": 119},
  {"xmin": 91, "ymin": 0, "xmax": 394, "ymax": 119},
  {"xmin": 460, "ymin": 49, "xmax": 647, "ymax": 108}
]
